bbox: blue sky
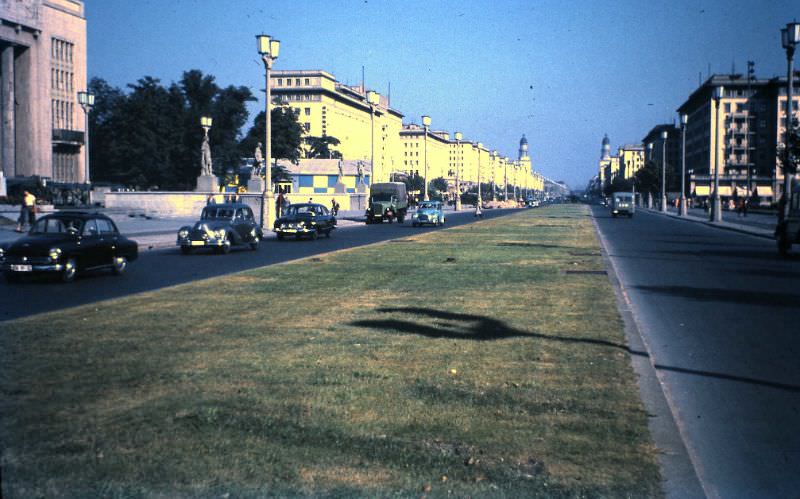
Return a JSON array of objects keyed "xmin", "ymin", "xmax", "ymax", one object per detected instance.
[{"xmin": 86, "ymin": 0, "xmax": 800, "ymax": 189}]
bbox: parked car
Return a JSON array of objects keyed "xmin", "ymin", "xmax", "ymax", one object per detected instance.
[
  {"xmin": 0, "ymin": 212, "xmax": 138, "ymax": 283},
  {"xmin": 177, "ymin": 203, "xmax": 262, "ymax": 254},
  {"xmin": 412, "ymin": 201, "xmax": 446, "ymax": 227},
  {"xmin": 366, "ymin": 182, "xmax": 408, "ymax": 223},
  {"xmin": 776, "ymin": 177, "xmax": 800, "ymax": 257},
  {"xmin": 274, "ymin": 203, "xmax": 336, "ymax": 240}
]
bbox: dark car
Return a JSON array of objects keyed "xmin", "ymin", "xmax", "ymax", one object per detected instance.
[
  {"xmin": 0, "ymin": 212, "xmax": 138, "ymax": 283},
  {"xmin": 274, "ymin": 203, "xmax": 336, "ymax": 240},
  {"xmin": 177, "ymin": 203, "xmax": 262, "ymax": 254}
]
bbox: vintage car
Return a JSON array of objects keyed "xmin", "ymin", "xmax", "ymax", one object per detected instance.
[
  {"xmin": 610, "ymin": 192, "xmax": 635, "ymax": 218},
  {"xmin": 0, "ymin": 212, "xmax": 138, "ymax": 283},
  {"xmin": 177, "ymin": 203, "xmax": 262, "ymax": 254},
  {"xmin": 274, "ymin": 203, "xmax": 336, "ymax": 240},
  {"xmin": 412, "ymin": 201, "xmax": 446, "ymax": 227},
  {"xmin": 776, "ymin": 177, "xmax": 800, "ymax": 257}
]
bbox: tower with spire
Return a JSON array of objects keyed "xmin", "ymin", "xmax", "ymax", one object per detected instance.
[
  {"xmin": 518, "ymin": 134, "xmax": 531, "ymax": 174},
  {"xmin": 601, "ymin": 133, "xmax": 611, "ymax": 160}
]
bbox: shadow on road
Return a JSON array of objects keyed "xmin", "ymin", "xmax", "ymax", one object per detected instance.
[{"xmin": 634, "ymin": 284, "xmax": 800, "ymax": 308}]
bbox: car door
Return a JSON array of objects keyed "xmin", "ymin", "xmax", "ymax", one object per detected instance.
[
  {"xmin": 79, "ymin": 218, "xmax": 103, "ymax": 268},
  {"xmin": 95, "ymin": 218, "xmax": 117, "ymax": 265}
]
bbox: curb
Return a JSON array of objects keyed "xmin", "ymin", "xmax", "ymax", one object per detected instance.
[{"xmin": 591, "ymin": 210, "xmax": 707, "ymax": 499}]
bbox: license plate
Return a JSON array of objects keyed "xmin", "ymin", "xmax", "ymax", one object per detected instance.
[
  {"xmin": 190, "ymin": 240, "xmax": 205, "ymax": 246},
  {"xmin": 11, "ymin": 264, "xmax": 32, "ymax": 272}
]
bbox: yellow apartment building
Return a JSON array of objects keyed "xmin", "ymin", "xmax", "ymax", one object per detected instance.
[
  {"xmin": 618, "ymin": 144, "xmax": 645, "ymax": 179},
  {"xmin": 269, "ymin": 70, "xmax": 404, "ymax": 185},
  {"xmin": 398, "ymin": 124, "xmax": 452, "ymax": 182}
]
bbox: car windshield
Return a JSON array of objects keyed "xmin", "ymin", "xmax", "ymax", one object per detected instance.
[
  {"xmin": 419, "ymin": 202, "xmax": 438, "ymax": 210},
  {"xmin": 202, "ymin": 207, "xmax": 234, "ymax": 219},
  {"xmin": 287, "ymin": 205, "xmax": 319, "ymax": 216},
  {"xmin": 371, "ymin": 192, "xmax": 393, "ymax": 202},
  {"xmin": 29, "ymin": 217, "xmax": 83, "ymax": 234}
]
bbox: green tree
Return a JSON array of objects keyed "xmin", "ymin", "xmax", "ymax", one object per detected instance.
[
  {"xmin": 305, "ymin": 135, "xmax": 342, "ymax": 159},
  {"xmin": 240, "ymin": 102, "xmax": 303, "ymax": 165}
]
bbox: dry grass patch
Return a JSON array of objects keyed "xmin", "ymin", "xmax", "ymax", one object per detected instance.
[{"xmin": 1, "ymin": 205, "xmax": 661, "ymax": 498}]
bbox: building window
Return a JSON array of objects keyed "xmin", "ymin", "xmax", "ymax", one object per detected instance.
[
  {"xmin": 305, "ymin": 107, "xmax": 311, "ymax": 116},
  {"xmin": 303, "ymin": 123, "xmax": 310, "ymax": 132},
  {"xmin": 295, "ymin": 78, "xmax": 301, "ymax": 86},
  {"xmin": 305, "ymin": 78, "xmax": 310, "ymax": 85},
  {"xmin": 286, "ymin": 79, "xmax": 292, "ymax": 86},
  {"xmin": 277, "ymin": 78, "xmax": 283, "ymax": 86}
]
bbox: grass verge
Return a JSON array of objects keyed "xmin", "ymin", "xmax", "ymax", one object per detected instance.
[{"xmin": 0, "ymin": 204, "xmax": 661, "ymax": 497}]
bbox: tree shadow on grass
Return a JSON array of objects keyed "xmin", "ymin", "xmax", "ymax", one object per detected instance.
[{"xmin": 351, "ymin": 307, "xmax": 800, "ymax": 393}]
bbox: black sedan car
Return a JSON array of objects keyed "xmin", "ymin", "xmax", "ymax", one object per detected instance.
[
  {"xmin": 0, "ymin": 212, "xmax": 138, "ymax": 283},
  {"xmin": 274, "ymin": 203, "xmax": 336, "ymax": 240},
  {"xmin": 177, "ymin": 203, "xmax": 262, "ymax": 254}
]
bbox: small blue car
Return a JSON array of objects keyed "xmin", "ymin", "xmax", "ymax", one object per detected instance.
[{"xmin": 412, "ymin": 201, "xmax": 445, "ymax": 227}]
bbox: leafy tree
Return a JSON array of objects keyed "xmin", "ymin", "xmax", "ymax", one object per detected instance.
[
  {"xmin": 240, "ymin": 102, "xmax": 303, "ymax": 165},
  {"xmin": 305, "ymin": 135, "xmax": 342, "ymax": 159},
  {"xmin": 430, "ymin": 176, "xmax": 449, "ymax": 193}
]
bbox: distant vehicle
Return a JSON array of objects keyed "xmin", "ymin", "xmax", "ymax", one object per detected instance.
[
  {"xmin": 412, "ymin": 201, "xmax": 445, "ymax": 227},
  {"xmin": 611, "ymin": 192, "xmax": 635, "ymax": 218},
  {"xmin": 525, "ymin": 198, "xmax": 540, "ymax": 208},
  {"xmin": 0, "ymin": 212, "xmax": 138, "ymax": 283},
  {"xmin": 776, "ymin": 177, "xmax": 800, "ymax": 257},
  {"xmin": 366, "ymin": 182, "xmax": 408, "ymax": 223},
  {"xmin": 177, "ymin": 203, "xmax": 262, "ymax": 254},
  {"xmin": 274, "ymin": 203, "xmax": 336, "ymax": 240}
]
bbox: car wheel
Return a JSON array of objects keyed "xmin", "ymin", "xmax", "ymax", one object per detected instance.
[
  {"xmin": 61, "ymin": 258, "xmax": 77, "ymax": 283},
  {"xmin": 397, "ymin": 214, "xmax": 405, "ymax": 223},
  {"xmin": 412, "ymin": 222, "xmax": 418, "ymax": 227},
  {"xmin": 777, "ymin": 231, "xmax": 791, "ymax": 257},
  {"xmin": 325, "ymin": 229, "xmax": 332, "ymax": 238},
  {"xmin": 277, "ymin": 233, "xmax": 284, "ymax": 240},
  {"xmin": 111, "ymin": 256, "xmax": 128, "ymax": 275},
  {"xmin": 249, "ymin": 237, "xmax": 260, "ymax": 250},
  {"xmin": 310, "ymin": 229, "xmax": 318, "ymax": 240},
  {"xmin": 220, "ymin": 236, "xmax": 232, "ymax": 254},
  {"xmin": 180, "ymin": 246, "xmax": 193, "ymax": 255}
]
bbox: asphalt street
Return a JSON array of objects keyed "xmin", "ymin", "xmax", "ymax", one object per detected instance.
[
  {"xmin": 0, "ymin": 207, "xmax": 519, "ymax": 321},
  {"xmin": 593, "ymin": 206, "xmax": 800, "ymax": 499}
]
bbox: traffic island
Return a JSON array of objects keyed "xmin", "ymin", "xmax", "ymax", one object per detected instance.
[{"xmin": 0, "ymin": 204, "xmax": 662, "ymax": 497}]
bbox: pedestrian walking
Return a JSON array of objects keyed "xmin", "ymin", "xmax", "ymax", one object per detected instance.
[
  {"xmin": 276, "ymin": 192, "xmax": 285, "ymax": 217},
  {"xmin": 15, "ymin": 190, "xmax": 37, "ymax": 232}
]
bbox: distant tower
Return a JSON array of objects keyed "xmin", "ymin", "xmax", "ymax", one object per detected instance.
[
  {"xmin": 519, "ymin": 134, "xmax": 529, "ymax": 160},
  {"xmin": 601, "ymin": 134, "xmax": 611, "ymax": 160}
]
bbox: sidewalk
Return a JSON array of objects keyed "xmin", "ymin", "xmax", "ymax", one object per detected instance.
[{"xmin": 643, "ymin": 205, "xmax": 775, "ymax": 239}]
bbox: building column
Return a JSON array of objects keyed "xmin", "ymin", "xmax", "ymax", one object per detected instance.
[{"xmin": 1, "ymin": 45, "xmax": 15, "ymax": 177}]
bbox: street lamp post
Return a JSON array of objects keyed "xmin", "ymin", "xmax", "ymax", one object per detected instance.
[
  {"xmin": 422, "ymin": 115, "xmax": 431, "ymax": 201},
  {"xmin": 660, "ymin": 129, "xmax": 668, "ymax": 212},
  {"xmin": 491, "ymin": 150, "xmax": 497, "ymax": 201},
  {"xmin": 646, "ymin": 143, "xmax": 653, "ymax": 209},
  {"xmin": 77, "ymin": 90, "xmax": 95, "ymax": 184},
  {"xmin": 504, "ymin": 158, "xmax": 509, "ymax": 201},
  {"xmin": 712, "ymin": 85, "xmax": 724, "ymax": 222},
  {"xmin": 476, "ymin": 142, "xmax": 483, "ymax": 214},
  {"xmin": 781, "ymin": 22, "xmax": 800, "ymax": 219},
  {"xmin": 680, "ymin": 113, "xmax": 689, "ymax": 216},
  {"xmin": 367, "ymin": 91, "xmax": 379, "ymax": 186},
  {"xmin": 256, "ymin": 34, "xmax": 280, "ymax": 230},
  {"xmin": 454, "ymin": 131, "xmax": 462, "ymax": 211}
]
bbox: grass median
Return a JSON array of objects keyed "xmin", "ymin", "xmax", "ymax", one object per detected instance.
[{"xmin": 0, "ymin": 204, "xmax": 661, "ymax": 497}]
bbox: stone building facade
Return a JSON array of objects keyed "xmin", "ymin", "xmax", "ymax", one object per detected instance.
[{"xmin": 1, "ymin": 0, "xmax": 87, "ymax": 184}]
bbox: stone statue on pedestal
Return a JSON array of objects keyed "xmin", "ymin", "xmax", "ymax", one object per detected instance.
[
  {"xmin": 334, "ymin": 159, "xmax": 347, "ymax": 193},
  {"xmin": 201, "ymin": 134, "xmax": 213, "ymax": 176},
  {"xmin": 254, "ymin": 142, "xmax": 264, "ymax": 176}
]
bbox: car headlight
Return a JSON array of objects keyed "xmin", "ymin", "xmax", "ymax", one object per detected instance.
[
  {"xmin": 214, "ymin": 229, "xmax": 225, "ymax": 239},
  {"xmin": 0, "ymin": 247, "xmax": 5, "ymax": 261},
  {"xmin": 178, "ymin": 229, "xmax": 189, "ymax": 238},
  {"xmin": 48, "ymin": 248, "xmax": 62, "ymax": 261},
  {"xmin": 412, "ymin": 214, "xmax": 418, "ymax": 219}
]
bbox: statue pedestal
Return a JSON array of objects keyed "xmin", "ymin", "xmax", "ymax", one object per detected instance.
[
  {"xmin": 247, "ymin": 177, "xmax": 265, "ymax": 193},
  {"xmin": 0, "ymin": 172, "xmax": 6, "ymax": 197},
  {"xmin": 356, "ymin": 183, "xmax": 367, "ymax": 194},
  {"xmin": 334, "ymin": 181, "xmax": 347, "ymax": 194},
  {"xmin": 196, "ymin": 175, "xmax": 218, "ymax": 192}
]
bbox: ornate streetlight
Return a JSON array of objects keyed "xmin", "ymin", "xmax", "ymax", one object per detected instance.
[
  {"xmin": 504, "ymin": 157, "xmax": 509, "ymax": 201},
  {"xmin": 680, "ymin": 113, "xmax": 688, "ymax": 216},
  {"xmin": 422, "ymin": 115, "xmax": 431, "ymax": 200},
  {"xmin": 491, "ymin": 150, "xmax": 498, "ymax": 201},
  {"xmin": 647, "ymin": 142, "xmax": 654, "ymax": 209},
  {"xmin": 476, "ymin": 142, "xmax": 483, "ymax": 215},
  {"xmin": 781, "ymin": 22, "xmax": 800, "ymax": 219},
  {"xmin": 77, "ymin": 90, "xmax": 95, "ymax": 184},
  {"xmin": 711, "ymin": 85, "xmax": 724, "ymax": 222},
  {"xmin": 256, "ymin": 34, "xmax": 280, "ymax": 229},
  {"xmin": 660, "ymin": 129, "xmax": 668, "ymax": 212},
  {"xmin": 454, "ymin": 131, "xmax": 462, "ymax": 210},
  {"xmin": 367, "ymin": 90, "xmax": 380, "ymax": 185}
]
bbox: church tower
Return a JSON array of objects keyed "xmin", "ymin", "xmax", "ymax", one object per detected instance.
[
  {"xmin": 601, "ymin": 134, "xmax": 611, "ymax": 160},
  {"xmin": 518, "ymin": 134, "xmax": 531, "ymax": 173}
]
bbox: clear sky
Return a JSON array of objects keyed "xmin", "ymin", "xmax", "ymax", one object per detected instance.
[{"xmin": 86, "ymin": 0, "xmax": 800, "ymax": 189}]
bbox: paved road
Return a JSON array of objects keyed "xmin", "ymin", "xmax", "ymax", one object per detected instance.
[
  {"xmin": 593, "ymin": 206, "xmax": 800, "ymax": 499},
  {"xmin": 0, "ymin": 207, "xmax": 520, "ymax": 321}
]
